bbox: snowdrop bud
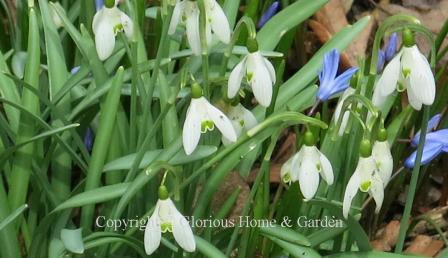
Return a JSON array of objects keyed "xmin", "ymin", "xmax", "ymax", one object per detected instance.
[
  {"xmin": 158, "ymin": 185, "xmax": 169, "ymax": 200},
  {"xmin": 191, "ymin": 83, "xmax": 203, "ymax": 98},
  {"xmin": 359, "ymin": 139, "xmax": 372, "ymax": 158},
  {"xmin": 384, "ymin": 33, "xmax": 398, "ymax": 62},
  {"xmin": 402, "ymin": 28, "xmax": 415, "ymax": 47},
  {"xmin": 246, "ymin": 38, "xmax": 259, "ymax": 53}
]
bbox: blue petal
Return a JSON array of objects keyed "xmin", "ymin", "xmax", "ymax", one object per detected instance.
[
  {"xmin": 404, "ymin": 141, "xmax": 443, "ymax": 169},
  {"xmin": 411, "ymin": 116, "xmax": 443, "ymax": 147},
  {"xmin": 96, "ymin": 0, "xmax": 104, "ymax": 11},
  {"xmin": 326, "ymin": 67, "xmax": 358, "ymax": 97},
  {"xmin": 84, "ymin": 127, "xmax": 95, "ymax": 152},
  {"xmin": 71, "ymin": 66, "xmax": 81, "ymax": 75},
  {"xmin": 257, "ymin": 1, "xmax": 280, "ymax": 28},
  {"xmin": 377, "ymin": 50, "xmax": 385, "ymax": 72},
  {"xmin": 384, "ymin": 33, "xmax": 398, "ymax": 62},
  {"xmin": 317, "ymin": 49, "xmax": 340, "ymax": 101}
]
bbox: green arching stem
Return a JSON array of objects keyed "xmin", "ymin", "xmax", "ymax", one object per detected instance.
[
  {"xmin": 395, "ymin": 106, "xmax": 430, "ymax": 252},
  {"xmin": 219, "ymin": 16, "xmax": 257, "ymax": 76},
  {"xmin": 369, "ymin": 14, "xmax": 421, "ymax": 75}
]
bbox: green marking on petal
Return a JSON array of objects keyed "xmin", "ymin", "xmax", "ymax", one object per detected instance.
[
  {"xmin": 397, "ymin": 81, "xmax": 406, "ymax": 92},
  {"xmin": 246, "ymin": 72, "xmax": 253, "ymax": 82},
  {"xmin": 360, "ymin": 181, "xmax": 371, "ymax": 192},
  {"xmin": 201, "ymin": 120, "xmax": 214, "ymax": 133},
  {"xmin": 239, "ymin": 119, "xmax": 245, "ymax": 127},
  {"xmin": 282, "ymin": 173, "xmax": 291, "ymax": 184},
  {"xmin": 161, "ymin": 222, "xmax": 173, "ymax": 233},
  {"xmin": 402, "ymin": 68, "xmax": 411, "ymax": 78},
  {"xmin": 113, "ymin": 23, "xmax": 124, "ymax": 34},
  {"xmin": 376, "ymin": 161, "xmax": 382, "ymax": 169},
  {"xmin": 316, "ymin": 163, "xmax": 321, "ymax": 171}
]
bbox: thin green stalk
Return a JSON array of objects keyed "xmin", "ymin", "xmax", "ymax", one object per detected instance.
[
  {"xmin": 80, "ymin": 67, "xmax": 125, "ymax": 230},
  {"xmin": 0, "ymin": 176, "xmax": 21, "ymax": 258},
  {"xmin": 395, "ymin": 105, "xmax": 430, "ymax": 252},
  {"xmin": 138, "ymin": 6, "xmax": 174, "ymax": 143},
  {"xmin": 8, "ymin": 7, "xmax": 40, "ymax": 211},
  {"xmin": 197, "ymin": 0, "xmax": 210, "ymax": 97}
]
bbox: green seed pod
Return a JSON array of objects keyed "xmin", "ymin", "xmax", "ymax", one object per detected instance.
[
  {"xmin": 303, "ymin": 131, "xmax": 315, "ymax": 146},
  {"xmin": 246, "ymin": 38, "xmax": 259, "ymax": 53},
  {"xmin": 377, "ymin": 128, "xmax": 388, "ymax": 142},
  {"xmin": 359, "ymin": 139, "xmax": 372, "ymax": 158},
  {"xmin": 158, "ymin": 185, "xmax": 169, "ymax": 200},
  {"xmin": 191, "ymin": 83, "xmax": 203, "ymax": 98},
  {"xmin": 402, "ymin": 28, "xmax": 415, "ymax": 48},
  {"xmin": 105, "ymin": 0, "xmax": 115, "ymax": 8}
]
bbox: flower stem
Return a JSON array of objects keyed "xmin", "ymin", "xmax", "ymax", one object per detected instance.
[
  {"xmin": 197, "ymin": 0, "xmax": 210, "ymax": 97},
  {"xmin": 395, "ymin": 105, "xmax": 430, "ymax": 252}
]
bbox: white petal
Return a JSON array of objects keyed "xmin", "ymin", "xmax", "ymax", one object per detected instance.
[
  {"xmin": 95, "ymin": 21, "xmax": 116, "ymax": 60},
  {"xmin": 372, "ymin": 141, "xmax": 393, "ymax": 185},
  {"xmin": 182, "ymin": 100, "xmax": 203, "ymax": 155},
  {"xmin": 120, "ymin": 12, "xmax": 134, "ymax": 39},
  {"xmin": 343, "ymin": 171, "xmax": 361, "ymax": 219},
  {"xmin": 205, "ymin": 0, "xmax": 230, "ymax": 43},
  {"xmin": 242, "ymin": 106, "xmax": 258, "ymax": 130},
  {"xmin": 372, "ymin": 84, "xmax": 386, "ymax": 109},
  {"xmin": 92, "ymin": 9, "xmax": 104, "ymax": 34},
  {"xmin": 377, "ymin": 52, "xmax": 401, "ymax": 97},
  {"xmin": 171, "ymin": 207, "xmax": 196, "ymax": 252},
  {"xmin": 318, "ymin": 150, "xmax": 334, "ymax": 185},
  {"xmin": 406, "ymin": 76, "xmax": 422, "ymax": 110},
  {"xmin": 290, "ymin": 149, "xmax": 303, "ymax": 182},
  {"xmin": 334, "ymin": 88, "xmax": 354, "ymax": 136},
  {"xmin": 228, "ymin": 58, "xmax": 246, "ymax": 98},
  {"xmin": 247, "ymin": 53, "xmax": 273, "ymax": 107},
  {"xmin": 185, "ymin": 4, "xmax": 201, "ymax": 56},
  {"xmin": 298, "ymin": 146, "xmax": 321, "ymax": 200},
  {"xmin": 169, "ymin": 1, "xmax": 184, "ymax": 35},
  {"xmin": 369, "ymin": 173, "xmax": 384, "ymax": 214},
  {"xmin": 280, "ymin": 155, "xmax": 294, "ymax": 183},
  {"xmin": 205, "ymin": 101, "xmax": 237, "ymax": 142},
  {"xmin": 263, "ymin": 56, "xmax": 276, "ymax": 84},
  {"xmin": 403, "ymin": 46, "xmax": 435, "ymax": 106},
  {"xmin": 144, "ymin": 208, "xmax": 161, "ymax": 255}
]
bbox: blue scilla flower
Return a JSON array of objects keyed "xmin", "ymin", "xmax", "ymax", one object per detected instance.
[
  {"xmin": 411, "ymin": 113, "xmax": 441, "ymax": 147},
  {"xmin": 405, "ymin": 129, "xmax": 448, "ymax": 168},
  {"xmin": 317, "ymin": 49, "xmax": 358, "ymax": 101},
  {"xmin": 71, "ymin": 66, "xmax": 81, "ymax": 75},
  {"xmin": 376, "ymin": 33, "xmax": 398, "ymax": 72},
  {"xmin": 84, "ymin": 127, "xmax": 95, "ymax": 152},
  {"xmin": 96, "ymin": 0, "xmax": 104, "ymax": 11},
  {"xmin": 257, "ymin": 1, "xmax": 280, "ymax": 28}
]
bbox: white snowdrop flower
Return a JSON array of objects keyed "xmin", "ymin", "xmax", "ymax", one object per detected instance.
[
  {"xmin": 334, "ymin": 87, "xmax": 355, "ymax": 136},
  {"xmin": 183, "ymin": 84, "xmax": 237, "ymax": 155},
  {"xmin": 144, "ymin": 186, "xmax": 195, "ymax": 255},
  {"xmin": 228, "ymin": 39, "xmax": 276, "ymax": 107},
  {"xmin": 169, "ymin": 0, "xmax": 230, "ymax": 56},
  {"xmin": 92, "ymin": 0, "xmax": 133, "ymax": 60},
  {"xmin": 280, "ymin": 132, "xmax": 334, "ymax": 200},
  {"xmin": 222, "ymin": 103, "xmax": 258, "ymax": 145},
  {"xmin": 372, "ymin": 129, "xmax": 393, "ymax": 186},
  {"xmin": 372, "ymin": 29, "xmax": 435, "ymax": 111},
  {"xmin": 343, "ymin": 140, "xmax": 384, "ymax": 219}
]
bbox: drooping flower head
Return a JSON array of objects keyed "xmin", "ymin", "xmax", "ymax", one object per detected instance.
[
  {"xmin": 92, "ymin": 0, "xmax": 133, "ymax": 60},
  {"xmin": 183, "ymin": 84, "xmax": 237, "ymax": 155},
  {"xmin": 372, "ymin": 29, "xmax": 435, "ymax": 110},
  {"xmin": 84, "ymin": 127, "xmax": 95, "ymax": 153},
  {"xmin": 257, "ymin": 1, "xmax": 280, "ymax": 28},
  {"xmin": 227, "ymin": 38, "xmax": 276, "ymax": 107},
  {"xmin": 411, "ymin": 113, "xmax": 441, "ymax": 147},
  {"xmin": 372, "ymin": 129, "xmax": 393, "ymax": 186},
  {"xmin": 405, "ymin": 129, "xmax": 448, "ymax": 169},
  {"xmin": 144, "ymin": 185, "xmax": 195, "ymax": 255},
  {"xmin": 169, "ymin": 0, "xmax": 230, "ymax": 56},
  {"xmin": 333, "ymin": 87, "xmax": 356, "ymax": 136},
  {"xmin": 343, "ymin": 139, "xmax": 384, "ymax": 218},
  {"xmin": 317, "ymin": 49, "xmax": 358, "ymax": 101},
  {"xmin": 280, "ymin": 131, "xmax": 334, "ymax": 200},
  {"xmin": 222, "ymin": 102, "xmax": 258, "ymax": 145}
]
